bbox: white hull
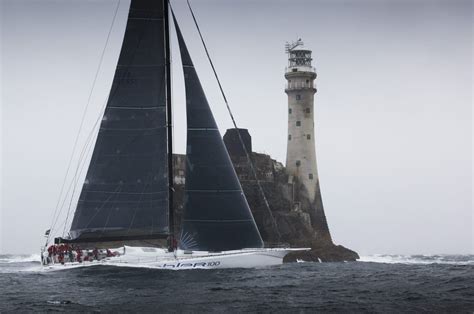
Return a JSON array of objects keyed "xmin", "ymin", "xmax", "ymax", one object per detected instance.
[{"xmin": 42, "ymin": 246, "xmax": 309, "ymax": 271}]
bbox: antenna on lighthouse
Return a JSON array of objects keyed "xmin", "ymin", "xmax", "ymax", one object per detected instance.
[{"xmin": 285, "ymin": 38, "xmax": 304, "ymax": 53}]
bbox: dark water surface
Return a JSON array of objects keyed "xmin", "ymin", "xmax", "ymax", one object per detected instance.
[{"xmin": 1, "ymin": 254, "xmax": 473, "ymax": 312}]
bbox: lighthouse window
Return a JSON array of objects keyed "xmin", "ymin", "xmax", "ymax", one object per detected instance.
[
  {"xmin": 296, "ymin": 160, "xmax": 301, "ymax": 166},
  {"xmin": 305, "ymin": 108, "xmax": 310, "ymax": 113},
  {"xmin": 307, "ymin": 134, "xmax": 311, "ymax": 140},
  {"xmin": 296, "ymin": 94, "xmax": 301, "ymax": 100},
  {"xmin": 288, "ymin": 135, "xmax": 292, "ymax": 140},
  {"xmin": 289, "ymin": 108, "xmax": 292, "ymax": 114},
  {"xmin": 309, "ymin": 173, "xmax": 314, "ymax": 180},
  {"xmin": 296, "ymin": 121, "xmax": 301, "ymax": 126}
]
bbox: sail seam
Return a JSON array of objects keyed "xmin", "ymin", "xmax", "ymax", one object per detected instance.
[
  {"xmin": 183, "ymin": 219, "xmax": 255, "ymax": 222},
  {"xmin": 187, "ymin": 128, "xmax": 218, "ymax": 131},
  {"xmin": 117, "ymin": 64, "xmax": 164, "ymax": 67},
  {"xmin": 107, "ymin": 106, "xmax": 165, "ymax": 109},
  {"xmin": 82, "ymin": 191, "xmax": 167, "ymax": 194},
  {"xmin": 129, "ymin": 17, "xmax": 163, "ymax": 21},
  {"xmin": 83, "ymin": 184, "xmax": 123, "ymax": 229},
  {"xmin": 100, "ymin": 127, "xmax": 166, "ymax": 131},
  {"xmin": 94, "ymin": 154, "xmax": 165, "ymax": 157},
  {"xmin": 79, "ymin": 200, "xmax": 165, "ymax": 204},
  {"xmin": 186, "ymin": 190, "xmax": 242, "ymax": 193},
  {"xmin": 126, "ymin": 174, "xmax": 153, "ymax": 234}
]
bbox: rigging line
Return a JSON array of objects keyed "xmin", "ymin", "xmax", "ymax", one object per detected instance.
[
  {"xmin": 59, "ymin": 94, "xmax": 138, "ymax": 237},
  {"xmin": 126, "ymin": 173, "xmax": 153, "ymax": 235},
  {"xmin": 83, "ymin": 183, "xmax": 124, "ymax": 230},
  {"xmin": 46, "ymin": 0, "xmax": 122, "ymax": 244},
  {"xmin": 185, "ymin": 0, "xmax": 282, "ymax": 242},
  {"xmin": 50, "ymin": 110, "xmax": 99, "ymax": 240},
  {"xmin": 50, "ymin": 93, "xmax": 108, "ymax": 239},
  {"xmin": 50, "ymin": 98, "xmax": 106, "ymax": 240},
  {"xmin": 62, "ymin": 125, "xmax": 98, "ymax": 237},
  {"xmin": 61, "ymin": 109, "xmax": 108, "ymax": 236}
]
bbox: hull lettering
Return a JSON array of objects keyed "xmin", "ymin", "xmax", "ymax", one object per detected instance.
[{"xmin": 157, "ymin": 261, "xmax": 221, "ymax": 268}]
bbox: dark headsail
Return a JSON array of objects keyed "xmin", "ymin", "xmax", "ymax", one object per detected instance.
[
  {"xmin": 173, "ymin": 15, "xmax": 264, "ymax": 251},
  {"xmin": 66, "ymin": 0, "xmax": 172, "ymax": 245}
]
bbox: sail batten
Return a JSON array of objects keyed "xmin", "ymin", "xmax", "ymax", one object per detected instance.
[
  {"xmin": 172, "ymin": 14, "xmax": 264, "ymax": 251},
  {"xmin": 68, "ymin": 0, "xmax": 171, "ymax": 244}
]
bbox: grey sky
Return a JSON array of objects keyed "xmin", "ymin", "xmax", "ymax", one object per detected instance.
[{"xmin": 1, "ymin": 0, "xmax": 472, "ymax": 255}]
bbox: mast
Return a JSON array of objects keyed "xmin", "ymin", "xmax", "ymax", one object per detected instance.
[{"xmin": 164, "ymin": 0, "xmax": 174, "ymax": 251}]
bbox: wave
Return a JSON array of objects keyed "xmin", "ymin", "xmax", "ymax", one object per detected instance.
[
  {"xmin": 0, "ymin": 254, "xmax": 41, "ymax": 264},
  {"xmin": 359, "ymin": 254, "xmax": 474, "ymax": 265},
  {"xmin": 1, "ymin": 253, "xmax": 472, "ymax": 266}
]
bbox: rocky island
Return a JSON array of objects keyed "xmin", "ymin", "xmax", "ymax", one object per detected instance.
[{"xmin": 172, "ymin": 128, "xmax": 359, "ymax": 263}]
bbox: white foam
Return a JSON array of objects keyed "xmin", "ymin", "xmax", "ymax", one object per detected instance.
[
  {"xmin": 359, "ymin": 254, "xmax": 474, "ymax": 265},
  {"xmin": 0, "ymin": 254, "xmax": 41, "ymax": 264}
]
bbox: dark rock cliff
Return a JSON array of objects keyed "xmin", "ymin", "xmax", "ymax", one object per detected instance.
[{"xmin": 173, "ymin": 151, "xmax": 359, "ymax": 263}]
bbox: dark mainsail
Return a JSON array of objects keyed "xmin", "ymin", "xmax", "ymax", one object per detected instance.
[
  {"xmin": 173, "ymin": 15, "xmax": 264, "ymax": 251},
  {"xmin": 66, "ymin": 0, "xmax": 171, "ymax": 244}
]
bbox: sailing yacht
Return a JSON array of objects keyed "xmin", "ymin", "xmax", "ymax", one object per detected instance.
[{"xmin": 41, "ymin": 0, "xmax": 307, "ymax": 270}]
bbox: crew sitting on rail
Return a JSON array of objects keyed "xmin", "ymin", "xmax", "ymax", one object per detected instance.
[
  {"xmin": 92, "ymin": 248, "xmax": 99, "ymax": 260},
  {"xmin": 45, "ymin": 244, "xmax": 121, "ymax": 264}
]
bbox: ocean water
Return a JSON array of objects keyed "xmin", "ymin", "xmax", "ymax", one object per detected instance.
[{"xmin": 0, "ymin": 254, "xmax": 473, "ymax": 312}]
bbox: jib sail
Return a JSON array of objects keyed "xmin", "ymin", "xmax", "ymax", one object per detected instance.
[{"xmin": 173, "ymin": 15, "xmax": 264, "ymax": 251}]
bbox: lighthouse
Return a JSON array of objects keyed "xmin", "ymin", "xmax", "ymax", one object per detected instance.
[
  {"xmin": 284, "ymin": 40, "xmax": 331, "ymax": 241},
  {"xmin": 285, "ymin": 40, "xmax": 319, "ymax": 202}
]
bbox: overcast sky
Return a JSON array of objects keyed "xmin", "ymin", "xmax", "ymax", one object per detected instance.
[{"xmin": 1, "ymin": 0, "xmax": 472, "ymax": 255}]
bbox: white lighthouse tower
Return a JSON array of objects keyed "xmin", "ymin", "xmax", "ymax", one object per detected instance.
[{"xmin": 285, "ymin": 40, "xmax": 319, "ymax": 202}]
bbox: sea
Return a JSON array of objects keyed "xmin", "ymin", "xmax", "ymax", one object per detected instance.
[{"xmin": 0, "ymin": 254, "xmax": 473, "ymax": 312}]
